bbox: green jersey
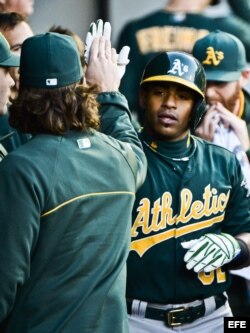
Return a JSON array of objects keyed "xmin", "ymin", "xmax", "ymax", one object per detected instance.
[
  {"xmin": 126, "ymin": 131, "xmax": 250, "ymax": 304},
  {"xmin": 0, "ymin": 92, "xmax": 147, "ymax": 333}
]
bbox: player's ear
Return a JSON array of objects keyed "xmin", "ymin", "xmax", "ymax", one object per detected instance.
[{"xmin": 239, "ymin": 69, "xmax": 250, "ymax": 88}]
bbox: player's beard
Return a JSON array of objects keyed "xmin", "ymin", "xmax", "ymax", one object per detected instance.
[
  {"xmin": 224, "ymin": 83, "xmax": 242, "ymax": 113},
  {"xmin": 207, "ymin": 82, "xmax": 241, "ymax": 113}
]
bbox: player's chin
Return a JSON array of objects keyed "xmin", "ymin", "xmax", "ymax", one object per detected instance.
[{"xmin": 155, "ymin": 125, "xmax": 178, "ymax": 140}]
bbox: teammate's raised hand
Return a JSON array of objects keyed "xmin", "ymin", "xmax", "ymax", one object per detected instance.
[
  {"xmin": 84, "ymin": 19, "xmax": 111, "ymax": 65},
  {"xmin": 85, "ymin": 36, "xmax": 120, "ymax": 92},
  {"xmin": 84, "ymin": 19, "xmax": 130, "ymax": 79}
]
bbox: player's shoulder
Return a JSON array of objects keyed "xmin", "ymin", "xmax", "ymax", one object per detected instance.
[
  {"xmin": 193, "ymin": 136, "xmax": 237, "ymax": 161},
  {"xmin": 0, "ymin": 135, "xmax": 60, "ymax": 171}
]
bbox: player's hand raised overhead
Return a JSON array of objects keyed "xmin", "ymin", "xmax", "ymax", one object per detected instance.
[
  {"xmin": 85, "ymin": 36, "xmax": 120, "ymax": 92},
  {"xmin": 84, "ymin": 19, "xmax": 130, "ymax": 82}
]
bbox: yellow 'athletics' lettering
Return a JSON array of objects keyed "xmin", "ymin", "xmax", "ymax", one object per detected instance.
[{"xmin": 131, "ymin": 185, "xmax": 230, "ymax": 256}]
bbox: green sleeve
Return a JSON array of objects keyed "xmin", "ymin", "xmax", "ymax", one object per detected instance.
[
  {"xmin": 0, "ymin": 157, "xmax": 41, "ymax": 321},
  {"xmin": 97, "ymin": 92, "xmax": 147, "ymax": 189}
]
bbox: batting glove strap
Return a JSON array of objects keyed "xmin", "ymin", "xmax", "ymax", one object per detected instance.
[
  {"xmin": 224, "ymin": 238, "xmax": 250, "ymax": 270},
  {"xmin": 182, "ymin": 233, "xmax": 241, "ymax": 273}
]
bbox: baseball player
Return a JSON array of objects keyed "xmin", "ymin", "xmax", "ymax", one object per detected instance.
[
  {"xmin": 126, "ymin": 51, "xmax": 250, "ymax": 333},
  {"xmin": 0, "ymin": 22, "xmax": 146, "ymax": 333}
]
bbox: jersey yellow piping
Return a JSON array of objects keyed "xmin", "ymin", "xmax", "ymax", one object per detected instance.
[{"xmin": 41, "ymin": 191, "xmax": 135, "ymax": 217}]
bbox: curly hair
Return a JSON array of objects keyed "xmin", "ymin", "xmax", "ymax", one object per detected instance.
[{"xmin": 9, "ymin": 83, "xmax": 100, "ymax": 135}]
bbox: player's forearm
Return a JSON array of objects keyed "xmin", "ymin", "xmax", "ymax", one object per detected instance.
[{"xmin": 98, "ymin": 92, "xmax": 147, "ymax": 189}]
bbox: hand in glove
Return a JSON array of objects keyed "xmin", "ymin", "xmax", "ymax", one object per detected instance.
[
  {"xmin": 181, "ymin": 233, "xmax": 241, "ymax": 273},
  {"xmin": 84, "ymin": 19, "xmax": 130, "ymax": 79}
]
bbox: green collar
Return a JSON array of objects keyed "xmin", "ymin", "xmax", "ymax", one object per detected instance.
[{"xmin": 140, "ymin": 130, "xmax": 196, "ymax": 160}]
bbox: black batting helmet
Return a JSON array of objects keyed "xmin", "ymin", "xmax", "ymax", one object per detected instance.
[{"xmin": 140, "ymin": 51, "xmax": 206, "ymax": 130}]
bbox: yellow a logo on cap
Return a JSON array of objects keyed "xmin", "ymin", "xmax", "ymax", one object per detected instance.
[{"xmin": 202, "ymin": 47, "xmax": 224, "ymax": 66}]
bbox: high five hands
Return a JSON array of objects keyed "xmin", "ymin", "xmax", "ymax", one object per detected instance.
[{"xmin": 84, "ymin": 19, "xmax": 130, "ymax": 92}]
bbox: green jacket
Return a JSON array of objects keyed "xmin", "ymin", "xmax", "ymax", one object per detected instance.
[
  {"xmin": 126, "ymin": 131, "xmax": 250, "ymax": 304},
  {"xmin": 0, "ymin": 92, "xmax": 147, "ymax": 333},
  {"xmin": 117, "ymin": 10, "xmax": 250, "ymax": 124}
]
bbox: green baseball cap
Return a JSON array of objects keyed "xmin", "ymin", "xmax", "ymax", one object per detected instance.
[
  {"xmin": 193, "ymin": 30, "xmax": 246, "ymax": 82},
  {"xmin": 20, "ymin": 32, "xmax": 83, "ymax": 89},
  {"xmin": 0, "ymin": 32, "xmax": 20, "ymax": 67}
]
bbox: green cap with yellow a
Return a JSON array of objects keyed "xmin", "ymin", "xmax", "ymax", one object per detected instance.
[{"xmin": 193, "ymin": 30, "xmax": 246, "ymax": 82}]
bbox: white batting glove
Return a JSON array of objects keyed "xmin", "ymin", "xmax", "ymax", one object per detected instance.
[
  {"xmin": 84, "ymin": 19, "xmax": 130, "ymax": 79},
  {"xmin": 84, "ymin": 19, "xmax": 111, "ymax": 65},
  {"xmin": 181, "ymin": 233, "xmax": 241, "ymax": 273}
]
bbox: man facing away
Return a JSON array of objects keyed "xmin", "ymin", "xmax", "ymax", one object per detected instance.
[{"xmin": 0, "ymin": 27, "xmax": 146, "ymax": 332}]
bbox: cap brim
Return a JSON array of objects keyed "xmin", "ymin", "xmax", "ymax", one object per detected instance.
[
  {"xmin": 205, "ymin": 70, "xmax": 241, "ymax": 82},
  {"xmin": 0, "ymin": 53, "xmax": 20, "ymax": 67},
  {"xmin": 141, "ymin": 75, "xmax": 204, "ymax": 98}
]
